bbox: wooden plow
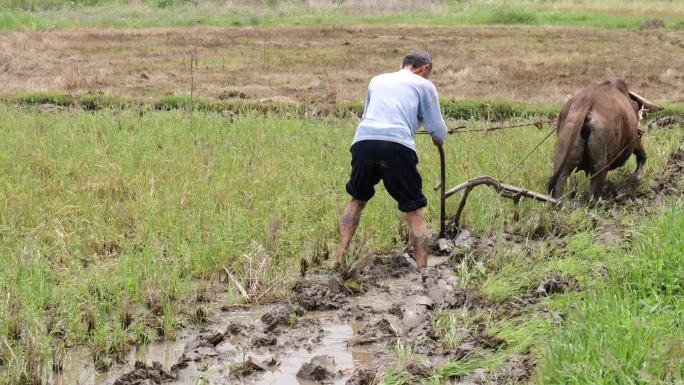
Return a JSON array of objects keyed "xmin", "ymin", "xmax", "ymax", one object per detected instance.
[
  {"xmin": 435, "ymin": 147, "xmax": 558, "ymax": 237},
  {"xmin": 432, "ymin": 121, "xmax": 559, "ymax": 238}
]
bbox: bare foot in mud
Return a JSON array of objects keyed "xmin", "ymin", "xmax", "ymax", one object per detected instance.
[{"xmin": 415, "ymin": 254, "xmax": 427, "ymax": 269}]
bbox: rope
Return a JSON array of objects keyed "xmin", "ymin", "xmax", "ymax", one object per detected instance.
[
  {"xmin": 499, "ymin": 125, "xmax": 557, "ymax": 181},
  {"xmin": 416, "ymin": 119, "xmax": 556, "ymax": 135}
]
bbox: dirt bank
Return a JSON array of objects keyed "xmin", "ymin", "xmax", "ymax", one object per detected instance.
[{"xmin": 1, "ymin": 25, "xmax": 682, "ymax": 105}]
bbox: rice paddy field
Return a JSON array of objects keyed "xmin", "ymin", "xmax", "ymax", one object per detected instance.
[{"xmin": 0, "ymin": 1, "xmax": 683, "ymax": 384}]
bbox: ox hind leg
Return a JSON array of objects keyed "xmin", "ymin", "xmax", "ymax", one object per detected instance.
[
  {"xmin": 551, "ymin": 167, "xmax": 573, "ymax": 199},
  {"xmin": 588, "ymin": 169, "xmax": 608, "ymax": 201},
  {"xmin": 586, "ymin": 127, "xmax": 609, "ymax": 201},
  {"xmin": 633, "ymin": 138, "xmax": 647, "ymax": 180},
  {"xmin": 551, "ymin": 137, "xmax": 586, "ymax": 199},
  {"xmin": 550, "ymin": 122, "xmax": 589, "ymax": 199}
]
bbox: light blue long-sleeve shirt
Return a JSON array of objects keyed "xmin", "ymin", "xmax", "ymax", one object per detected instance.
[{"xmin": 352, "ymin": 69, "xmax": 448, "ymax": 152}]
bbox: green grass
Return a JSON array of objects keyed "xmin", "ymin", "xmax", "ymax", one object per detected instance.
[
  {"xmin": 12, "ymin": 92, "xmax": 684, "ymax": 124},
  {"xmin": 9, "ymin": 91, "xmax": 563, "ymax": 121},
  {"xmin": 0, "ymin": 104, "xmax": 681, "ymax": 383},
  {"xmin": 0, "ymin": 0, "xmax": 683, "ymax": 31},
  {"xmin": 537, "ymin": 204, "xmax": 684, "ymax": 384}
]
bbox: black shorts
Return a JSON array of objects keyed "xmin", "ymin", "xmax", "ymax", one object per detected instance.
[{"xmin": 345, "ymin": 140, "xmax": 427, "ymax": 212}]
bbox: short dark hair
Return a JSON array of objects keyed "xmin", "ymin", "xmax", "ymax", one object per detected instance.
[{"xmin": 402, "ymin": 49, "xmax": 432, "ymax": 69}]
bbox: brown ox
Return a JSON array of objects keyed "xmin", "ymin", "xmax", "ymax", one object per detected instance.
[{"xmin": 548, "ymin": 78, "xmax": 661, "ymax": 200}]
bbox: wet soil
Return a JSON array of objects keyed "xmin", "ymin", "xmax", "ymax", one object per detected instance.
[
  {"xmin": 112, "ymin": 361, "xmax": 175, "ymax": 385},
  {"xmin": 90, "ymin": 253, "xmax": 491, "ymax": 385},
  {"xmin": 652, "ymin": 148, "xmax": 684, "ymax": 196}
]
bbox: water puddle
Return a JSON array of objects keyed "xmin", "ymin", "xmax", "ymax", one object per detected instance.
[
  {"xmin": 232, "ymin": 321, "xmax": 376, "ymax": 385},
  {"xmin": 47, "ymin": 255, "xmax": 441, "ymax": 385},
  {"xmin": 47, "ymin": 309, "xmax": 382, "ymax": 385},
  {"xmin": 48, "ymin": 337, "xmax": 188, "ymax": 385}
]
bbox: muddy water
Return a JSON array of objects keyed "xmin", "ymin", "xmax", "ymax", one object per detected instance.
[
  {"xmin": 49, "ymin": 337, "xmax": 188, "ymax": 385},
  {"xmin": 49, "ymin": 255, "xmax": 450, "ymax": 385},
  {"xmin": 245, "ymin": 320, "xmax": 378, "ymax": 385},
  {"xmin": 181, "ymin": 291, "xmax": 396, "ymax": 385},
  {"xmin": 48, "ymin": 300, "xmax": 387, "ymax": 385}
]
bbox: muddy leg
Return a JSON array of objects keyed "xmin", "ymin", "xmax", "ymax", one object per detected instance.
[
  {"xmin": 589, "ymin": 169, "xmax": 608, "ymax": 201},
  {"xmin": 551, "ymin": 168, "xmax": 571, "ymax": 199},
  {"xmin": 585, "ymin": 126, "xmax": 608, "ymax": 201},
  {"xmin": 335, "ymin": 199, "xmax": 366, "ymax": 267},
  {"xmin": 405, "ymin": 208, "xmax": 428, "ymax": 269},
  {"xmin": 633, "ymin": 140, "xmax": 647, "ymax": 180}
]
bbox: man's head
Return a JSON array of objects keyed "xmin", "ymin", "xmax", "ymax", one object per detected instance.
[{"xmin": 402, "ymin": 49, "xmax": 433, "ymax": 79}]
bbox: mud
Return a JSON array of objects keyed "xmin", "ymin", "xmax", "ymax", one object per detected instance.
[
  {"xmin": 60, "ymin": 250, "xmax": 554, "ymax": 385},
  {"xmin": 291, "ymin": 275, "xmax": 350, "ymax": 311},
  {"xmin": 598, "ymin": 143, "xmax": 684, "ymax": 205},
  {"xmin": 423, "ymin": 268, "xmax": 467, "ymax": 308},
  {"xmin": 345, "ymin": 367, "xmax": 378, "ymax": 385},
  {"xmin": 112, "ymin": 361, "xmax": 175, "ymax": 385},
  {"xmin": 351, "ymin": 318, "xmax": 398, "ymax": 346},
  {"xmin": 229, "ymin": 356, "xmax": 277, "ymax": 379},
  {"xmin": 357, "ymin": 254, "xmax": 418, "ymax": 280},
  {"xmin": 100, "ymin": 252, "xmax": 482, "ymax": 385},
  {"xmin": 296, "ymin": 355, "xmax": 337, "ymax": 382},
  {"xmin": 261, "ymin": 303, "xmax": 304, "ymax": 331},
  {"xmin": 648, "ymin": 116, "xmax": 682, "ymax": 129},
  {"xmin": 652, "ymin": 148, "xmax": 684, "ymax": 196},
  {"xmin": 535, "ymin": 274, "xmax": 580, "ymax": 297},
  {"xmin": 406, "ymin": 362, "xmax": 433, "ymax": 378}
]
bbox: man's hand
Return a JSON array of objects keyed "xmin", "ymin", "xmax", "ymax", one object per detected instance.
[{"xmin": 432, "ymin": 137, "xmax": 444, "ymax": 147}]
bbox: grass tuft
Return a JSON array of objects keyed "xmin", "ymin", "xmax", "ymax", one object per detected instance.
[{"xmin": 538, "ymin": 204, "xmax": 684, "ymax": 384}]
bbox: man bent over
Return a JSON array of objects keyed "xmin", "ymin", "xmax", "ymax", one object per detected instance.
[{"xmin": 336, "ymin": 49, "xmax": 447, "ymax": 269}]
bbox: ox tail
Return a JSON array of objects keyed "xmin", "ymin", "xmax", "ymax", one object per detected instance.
[{"xmin": 547, "ymin": 98, "xmax": 593, "ymax": 195}]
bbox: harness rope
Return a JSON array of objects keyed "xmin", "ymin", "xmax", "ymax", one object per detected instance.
[
  {"xmin": 500, "ymin": 125, "xmax": 557, "ymax": 181},
  {"xmin": 417, "ymin": 119, "xmax": 556, "ymax": 135}
]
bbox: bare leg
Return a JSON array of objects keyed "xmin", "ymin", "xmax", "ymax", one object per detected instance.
[
  {"xmin": 335, "ymin": 199, "xmax": 366, "ymax": 266},
  {"xmin": 633, "ymin": 140, "xmax": 647, "ymax": 180},
  {"xmin": 405, "ymin": 208, "xmax": 429, "ymax": 269}
]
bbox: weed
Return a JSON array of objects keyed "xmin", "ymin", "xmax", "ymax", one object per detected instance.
[
  {"xmin": 339, "ymin": 239, "xmax": 375, "ymax": 279},
  {"xmin": 456, "ymin": 252, "xmax": 487, "ymax": 289},
  {"xmin": 392, "ymin": 338, "xmax": 414, "ymax": 364},
  {"xmin": 485, "ymin": 7, "xmax": 538, "ymax": 25}
]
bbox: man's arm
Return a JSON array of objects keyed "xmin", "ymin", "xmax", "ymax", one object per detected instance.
[
  {"xmin": 420, "ymin": 83, "xmax": 447, "ymax": 145},
  {"xmin": 361, "ymin": 88, "xmax": 371, "ymax": 120}
]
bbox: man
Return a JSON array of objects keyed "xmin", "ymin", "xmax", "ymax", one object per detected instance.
[{"xmin": 336, "ymin": 49, "xmax": 447, "ymax": 269}]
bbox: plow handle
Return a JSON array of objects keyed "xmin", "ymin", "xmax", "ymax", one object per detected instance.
[{"xmin": 438, "ymin": 145, "xmax": 446, "ymax": 238}]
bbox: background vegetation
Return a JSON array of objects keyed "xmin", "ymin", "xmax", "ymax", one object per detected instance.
[{"xmin": 1, "ymin": 0, "xmax": 683, "ymax": 30}]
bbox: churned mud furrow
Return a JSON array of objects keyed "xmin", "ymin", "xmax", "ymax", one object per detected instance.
[{"xmin": 102, "ymin": 252, "xmax": 574, "ymax": 385}]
